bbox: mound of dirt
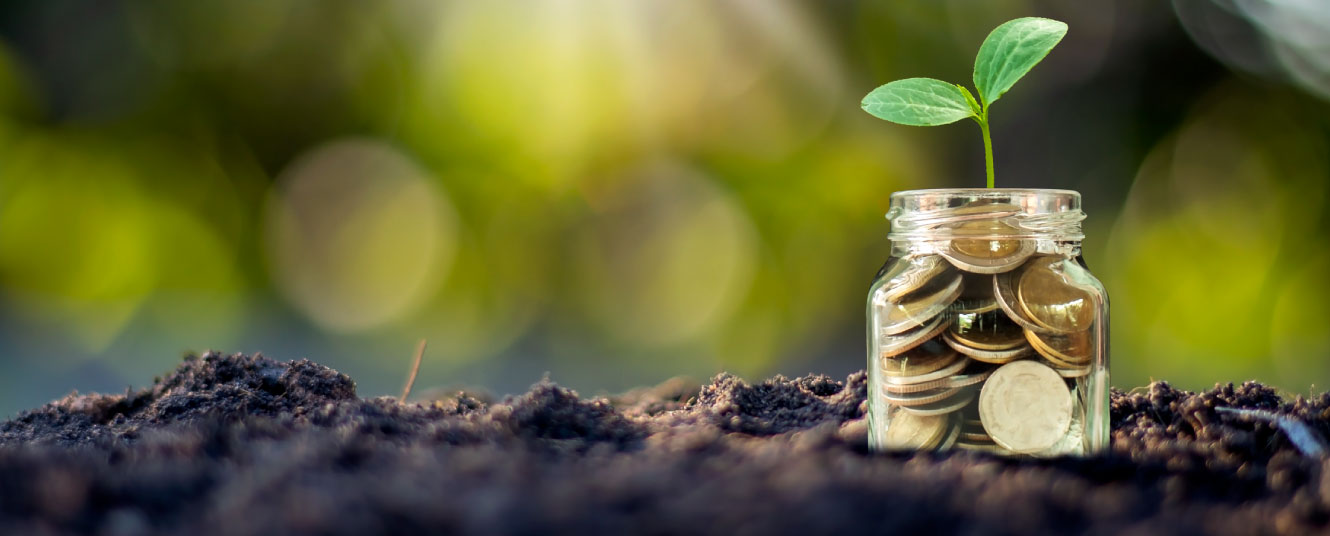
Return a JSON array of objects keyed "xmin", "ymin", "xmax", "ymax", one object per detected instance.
[{"xmin": 1, "ymin": 351, "xmax": 1327, "ymax": 535}]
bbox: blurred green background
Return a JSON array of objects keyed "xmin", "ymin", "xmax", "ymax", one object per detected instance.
[{"xmin": 1, "ymin": 0, "xmax": 1328, "ymax": 415}]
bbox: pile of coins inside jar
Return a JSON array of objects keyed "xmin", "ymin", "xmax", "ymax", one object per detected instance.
[{"xmin": 874, "ymin": 202, "xmax": 1101, "ymax": 454}]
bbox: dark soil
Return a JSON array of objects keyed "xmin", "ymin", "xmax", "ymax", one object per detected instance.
[{"xmin": 2, "ymin": 352, "xmax": 1328, "ymax": 535}]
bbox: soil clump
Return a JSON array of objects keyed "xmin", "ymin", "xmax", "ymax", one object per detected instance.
[{"xmin": 1, "ymin": 351, "xmax": 1328, "ymax": 535}]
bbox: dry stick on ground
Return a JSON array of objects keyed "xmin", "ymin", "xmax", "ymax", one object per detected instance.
[
  {"xmin": 400, "ymin": 339, "xmax": 427, "ymax": 402},
  {"xmin": 1216, "ymin": 406, "xmax": 1328, "ymax": 458}
]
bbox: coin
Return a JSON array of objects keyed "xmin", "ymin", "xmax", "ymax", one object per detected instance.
[
  {"xmin": 1024, "ymin": 329, "xmax": 1093, "ymax": 365},
  {"xmin": 936, "ymin": 419, "xmax": 963, "ymax": 449},
  {"xmin": 959, "ymin": 416, "xmax": 990, "ymax": 442},
  {"xmin": 900, "ymin": 387, "xmax": 977, "ymax": 416},
  {"xmin": 882, "ymin": 358, "xmax": 988, "ymax": 393},
  {"xmin": 881, "ymin": 255, "xmax": 954, "ymax": 303},
  {"xmin": 1025, "ymin": 332, "xmax": 1092, "ymax": 377},
  {"xmin": 978, "ymin": 360, "xmax": 1073, "ymax": 453},
  {"xmin": 939, "ymin": 220, "xmax": 1036, "ymax": 274},
  {"xmin": 882, "ymin": 375, "xmax": 956, "ymax": 394},
  {"xmin": 1017, "ymin": 259, "xmax": 1097, "ymax": 333},
  {"xmin": 882, "ymin": 357, "xmax": 967, "ymax": 391},
  {"xmin": 955, "ymin": 441, "xmax": 1005, "ymax": 453},
  {"xmin": 885, "ymin": 355, "xmax": 967, "ymax": 388},
  {"xmin": 941, "ymin": 331, "xmax": 1032, "ymax": 363},
  {"xmin": 946, "ymin": 363, "xmax": 997, "ymax": 389},
  {"xmin": 878, "ymin": 272, "xmax": 963, "ymax": 335},
  {"xmin": 993, "ymin": 265, "xmax": 1053, "ymax": 333},
  {"xmin": 883, "ymin": 411, "xmax": 950, "ymax": 449},
  {"xmin": 1053, "ymin": 366, "xmax": 1092, "ymax": 378},
  {"xmin": 881, "ymin": 339, "xmax": 959, "ymax": 378},
  {"xmin": 883, "ymin": 385, "xmax": 961, "ymax": 406},
  {"xmin": 880, "ymin": 313, "xmax": 950, "ymax": 357},
  {"xmin": 949, "ymin": 310, "xmax": 1026, "ymax": 350}
]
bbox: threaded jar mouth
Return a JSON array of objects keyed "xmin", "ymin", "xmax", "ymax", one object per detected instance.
[{"xmin": 887, "ymin": 188, "xmax": 1085, "ymax": 241}]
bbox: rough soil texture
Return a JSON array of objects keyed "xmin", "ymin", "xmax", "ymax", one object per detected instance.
[{"xmin": 1, "ymin": 352, "xmax": 1328, "ymax": 536}]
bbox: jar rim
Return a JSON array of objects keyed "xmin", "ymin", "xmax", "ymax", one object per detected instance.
[
  {"xmin": 886, "ymin": 188, "xmax": 1085, "ymax": 241},
  {"xmin": 889, "ymin": 188, "xmax": 1081, "ymax": 201}
]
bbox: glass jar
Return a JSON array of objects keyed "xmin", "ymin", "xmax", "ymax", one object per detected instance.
[{"xmin": 866, "ymin": 189, "xmax": 1108, "ymax": 455}]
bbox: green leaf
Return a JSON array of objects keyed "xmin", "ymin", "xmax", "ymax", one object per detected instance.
[
  {"xmin": 861, "ymin": 78, "xmax": 978, "ymax": 126},
  {"xmin": 957, "ymin": 85, "xmax": 982, "ymax": 116},
  {"xmin": 972, "ymin": 17, "xmax": 1067, "ymax": 107}
]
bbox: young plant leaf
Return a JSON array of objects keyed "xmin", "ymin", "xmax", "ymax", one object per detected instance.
[
  {"xmin": 861, "ymin": 78, "xmax": 977, "ymax": 126},
  {"xmin": 957, "ymin": 85, "xmax": 982, "ymax": 116},
  {"xmin": 972, "ymin": 17, "xmax": 1067, "ymax": 107}
]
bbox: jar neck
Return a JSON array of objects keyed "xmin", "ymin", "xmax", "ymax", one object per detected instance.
[
  {"xmin": 886, "ymin": 188, "xmax": 1085, "ymax": 242},
  {"xmin": 890, "ymin": 237, "xmax": 1083, "ymax": 258}
]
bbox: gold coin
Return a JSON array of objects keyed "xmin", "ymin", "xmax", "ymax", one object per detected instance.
[
  {"xmin": 955, "ymin": 441, "xmax": 1006, "ymax": 454},
  {"xmin": 879, "ymin": 272, "xmax": 963, "ymax": 335},
  {"xmin": 882, "ymin": 255, "xmax": 953, "ymax": 303},
  {"xmin": 900, "ymin": 387, "xmax": 977, "ymax": 416},
  {"xmin": 978, "ymin": 360, "xmax": 1073, "ymax": 453},
  {"xmin": 949, "ymin": 310, "xmax": 1026, "ymax": 350},
  {"xmin": 960, "ymin": 431, "xmax": 993, "ymax": 443},
  {"xmin": 993, "ymin": 265, "xmax": 1053, "ymax": 333},
  {"xmin": 883, "ymin": 410, "xmax": 950, "ymax": 449},
  {"xmin": 940, "ymin": 220, "xmax": 1036, "ymax": 274},
  {"xmin": 941, "ymin": 331, "xmax": 1032, "ymax": 363},
  {"xmin": 880, "ymin": 313, "xmax": 950, "ymax": 357},
  {"xmin": 1025, "ymin": 333, "xmax": 1093, "ymax": 377},
  {"xmin": 1017, "ymin": 259, "xmax": 1096, "ymax": 333},
  {"xmin": 881, "ymin": 339, "xmax": 958, "ymax": 378},
  {"xmin": 1024, "ymin": 329, "xmax": 1093, "ymax": 365}
]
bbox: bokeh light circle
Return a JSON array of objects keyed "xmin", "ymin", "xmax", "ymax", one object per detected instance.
[
  {"xmin": 576, "ymin": 162, "xmax": 758, "ymax": 346},
  {"xmin": 264, "ymin": 138, "xmax": 457, "ymax": 332}
]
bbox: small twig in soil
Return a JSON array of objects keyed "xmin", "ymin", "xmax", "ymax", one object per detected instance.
[
  {"xmin": 400, "ymin": 339, "xmax": 427, "ymax": 402},
  {"xmin": 1216, "ymin": 407, "xmax": 1327, "ymax": 458}
]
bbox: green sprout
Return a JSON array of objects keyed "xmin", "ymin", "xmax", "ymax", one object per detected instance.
[{"xmin": 861, "ymin": 17, "xmax": 1068, "ymax": 188}]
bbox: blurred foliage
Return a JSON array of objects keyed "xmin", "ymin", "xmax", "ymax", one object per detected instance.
[{"xmin": 0, "ymin": 0, "xmax": 1328, "ymax": 414}]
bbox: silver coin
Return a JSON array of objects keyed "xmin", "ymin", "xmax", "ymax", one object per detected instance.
[
  {"xmin": 936, "ymin": 418, "xmax": 963, "ymax": 449},
  {"xmin": 881, "ymin": 255, "xmax": 953, "ymax": 303},
  {"xmin": 946, "ymin": 364, "xmax": 997, "ymax": 389},
  {"xmin": 883, "ymin": 385, "xmax": 962, "ymax": 406},
  {"xmin": 880, "ymin": 314, "xmax": 949, "ymax": 357},
  {"xmin": 883, "ymin": 353, "xmax": 968, "ymax": 387},
  {"xmin": 978, "ymin": 360, "xmax": 1073, "ymax": 453},
  {"xmin": 900, "ymin": 388, "xmax": 977, "ymax": 417},
  {"xmin": 878, "ymin": 272, "xmax": 963, "ymax": 335}
]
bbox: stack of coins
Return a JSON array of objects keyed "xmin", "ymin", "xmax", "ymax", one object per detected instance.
[{"xmin": 874, "ymin": 203, "xmax": 1101, "ymax": 455}]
